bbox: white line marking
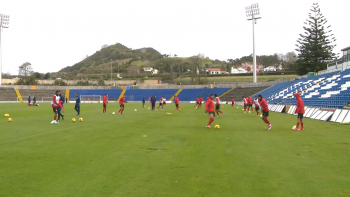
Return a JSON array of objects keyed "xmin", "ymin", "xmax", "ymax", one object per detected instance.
[{"xmin": 0, "ymin": 118, "xmax": 113, "ymax": 145}]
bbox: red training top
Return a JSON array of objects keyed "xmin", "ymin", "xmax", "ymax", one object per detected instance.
[
  {"xmin": 247, "ymin": 97, "xmax": 253, "ymax": 105},
  {"xmin": 196, "ymin": 97, "xmax": 200, "ymax": 102},
  {"xmin": 258, "ymin": 98, "xmax": 269, "ymax": 112},
  {"xmin": 243, "ymin": 98, "xmax": 247, "ymax": 105},
  {"xmin": 119, "ymin": 96, "xmax": 125, "ymax": 105},
  {"xmin": 52, "ymin": 95, "xmax": 61, "ymax": 108},
  {"xmin": 103, "ymin": 96, "xmax": 108, "ymax": 104},
  {"xmin": 205, "ymin": 97, "xmax": 214, "ymax": 112},
  {"xmin": 159, "ymin": 98, "xmax": 162, "ymax": 103},
  {"xmin": 231, "ymin": 98, "xmax": 235, "ymax": 103},
  {"xmin": 175, "ymin": 97, "xmax": 179, "ymax": 104},
  {"xmin": 200, "ymin": 97, "xmax": 203, "ymax": 102},
  {"xmin": 294, "ymin": 93, "xmax": 305, "ymax": 114}
]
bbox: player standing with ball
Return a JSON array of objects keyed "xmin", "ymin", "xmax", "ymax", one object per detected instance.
[{"xmin": 205, "ymin": 94, "xmax": 215, "ymax": 128}]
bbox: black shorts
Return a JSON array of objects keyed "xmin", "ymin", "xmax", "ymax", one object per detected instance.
[
  {"xmin": 232, "ymin": 102, "xmax": 234, "ymax": 104},
  {"xmin": 163, "ymin": 102, "xmax": 166, "ymax": 105},
  {"xmin": 197, "ymin": 102, "xmax": 200, "ymax": 105},
  {"xmin": 298, "ymin": 113, "xmax": 304, "ymax": 119},
  {"xmin": 248, "ymin": 104, "xmax": 252, "ymax": 107},
  {"xmin": 209, "ymin": 111, "xmax": 215, "ymax": 117},
  {"xmin": 120, "ymin": 104, "xmax": 124, "ymax": 108},
  {"xmin": 255, "ymin": 107, "xmax": 260, "ymax": 111},
  {"xmin": 159, "ymin": 103, "xmax": 162, "ymax": 106},
  {"xmin": 244, "ymin": 104, "xmax": 247, "ymax": 107},
  {"xmin": 103, "ymin": 104, "xmax": 107, "ymax": 108},
  {"xmin": 216, "ymin": 105, "xmax": 220, "ymax": 110},
  {"xmin": 53, "ymin": 107, "xmax": 58, "ymax": 113},
  {"xmin": 176, "ymin": 104, "xmax": 179, "ymax": 107},
  {"xmin": 262, "ymin": 111, "xmax": 269, "ymax": 117}
]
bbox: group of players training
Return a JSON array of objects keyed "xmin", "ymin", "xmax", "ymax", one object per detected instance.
[
  {"xmin": 205, "ymin": 93, "xmax": 305, "ymax": 131},
  {"xmin": 50, "ymin": 90, "xmax": 305, "ymax": 130}
]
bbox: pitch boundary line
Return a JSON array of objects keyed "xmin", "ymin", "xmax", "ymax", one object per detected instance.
[{"xmin": 0, "ymin": 118, "xmax": 115, "ymax": 145}]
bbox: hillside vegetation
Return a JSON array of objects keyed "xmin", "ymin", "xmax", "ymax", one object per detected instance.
[{"xmin": 57, "ymin": 43, "xmax": 294, "ymax": 83}]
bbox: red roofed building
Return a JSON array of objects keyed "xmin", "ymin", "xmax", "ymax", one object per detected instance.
[{"xmin": 206, "ymin": 68, "xmax": 227, "ymax": 74}]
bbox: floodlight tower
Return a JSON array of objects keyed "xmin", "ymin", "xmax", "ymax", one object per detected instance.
[
  {"xmin": 0, "ymin": 14, "xmax": 10, "ymax": 85},
  {"xmin": 245, "ymin": 4, "xmax": 261, "ymax": 83}
]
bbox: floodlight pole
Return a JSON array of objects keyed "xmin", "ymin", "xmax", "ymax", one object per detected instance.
[
  {"xmin": 110, "ymin": 59, "xmax": 112, "ymax": 81},
  {"xmin": 0, "ymin": 25, "xmax": 2, "ymax": 85},
  {"xmin": 0, "ymin": 14, "xmax": 10, "ymax": 86},
  {"xmin": 245, "ymin": 4, "xmax": 261, "ymax": 83}
]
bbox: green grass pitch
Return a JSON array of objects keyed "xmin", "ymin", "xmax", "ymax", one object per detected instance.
[{"xmin": 1, "ymin": 103, "xmax": 350, "ymax": 197}]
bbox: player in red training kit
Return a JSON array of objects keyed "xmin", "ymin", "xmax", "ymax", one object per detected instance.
[
  {"xmin": 243, "ymin": 96, "xmax": 248, "ymax": 113},
  {"xmin": 198, "ymin": 97, "xmax": 203, "ymax": 109},
  {"xmin": 205, "ymin": 94, "xmax": 215, "ymax": 128},
  {"xmin": 118, "ymin": 95, "xmax": 126, "ymax": 114},
  {"xmin": 157, "ymin": 98, "xmax": 163, "ymax": 110},
  {"xmin": 148, "ymin": 97, "xmax": 151, "ymax": 105},
  {"xmin": 253, "ymin": 96, "xmax": 260, "ymax": 116},
  {"xmin": 194, "ymin": 96, "xmax": 200, "ymax": 109},
  {"xmin": 247, "ymin": 96, "xmax": 253, "ymax": 112},
  {"xmin": 51, "ymin": 90, "xmax": 62, "ymax": 124},
  {"xmin": 231, "ymin": 97, "xmax": 235, "ymax": 108},
  {"xmin": 174, "ymin": 95, "xmax": 181, "ymax": 111},
  {"xmin": 214, "ymin": 94, "xmax": 224, "ymax": 117},
  {"xmin": 103, "ymin": 94, "xmax": 108, "ymax": 114},
  {"xmin": 258, "ymin": 94, "xmax": 272, "ymax": 130},
  {"xmin": 293, "ymin": 93, "xmax": 305, "ymax": 130}
]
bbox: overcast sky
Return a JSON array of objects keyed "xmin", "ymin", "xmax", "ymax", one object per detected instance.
[{"xmin": 0, "ymin": 0, "xmax": 348, "ymax": 75}]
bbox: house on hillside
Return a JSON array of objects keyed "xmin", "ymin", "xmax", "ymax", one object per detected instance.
[
  {"xmin": 264, "ymin": 66, "xmax": 277, "ymax": 72},
  {"xmin": 240, "ymin": 62, "xmax": 264, "ymax": 73},
  {"xmin": 205, "ymin": 68, "xmax": 227, "ymax": 74},
  {"xmin": 143, "ymin": 67, "xmax": 158, "ymax": 75},
  {"xmin": 231, "ymin": 67, "xmax": 247, "ymax": 74}
]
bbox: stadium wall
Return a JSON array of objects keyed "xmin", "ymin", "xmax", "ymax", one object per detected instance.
[{"xmin": 0, "ymin": 81, "xmax": 277, "ymax": 90}]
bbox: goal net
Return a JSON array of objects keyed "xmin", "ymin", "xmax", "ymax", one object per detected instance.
[{"xmin": 80, "ymin": 95, "xmax": 102, "ymax": 103}]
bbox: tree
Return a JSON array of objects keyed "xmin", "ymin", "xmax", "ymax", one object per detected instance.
[
  {"xmin": 247, "ymin": 66, "xmax": 251, "ymax": 72},
  {"xmin": 18, "ymin": 62, "xmax": 33, "ymax": 76},
  {"xmin": 44, "ymin": 73, "xmax": 51, "ymax": 79},
  {"xmin": 295, "ymin": 3, "xmax": 337, "ymax": 75}
]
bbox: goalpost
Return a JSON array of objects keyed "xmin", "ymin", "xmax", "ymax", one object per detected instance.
[
  {"xmin": 42, "ymin": 97, "xmax": 54, "ymax": 103},
  {"xmin": 80, "ymin": 95, "xmax": 102, "ymax": 103}
]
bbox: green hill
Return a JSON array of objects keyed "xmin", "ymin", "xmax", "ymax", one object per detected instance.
[{"xmin": 59, "ymin": 43, "xmax": 162, "ymax": 74}]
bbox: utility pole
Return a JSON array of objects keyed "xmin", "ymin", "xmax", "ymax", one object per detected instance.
[{"xmin": 110, "ymin": 59, "xmax": 112, "ymax": 81}]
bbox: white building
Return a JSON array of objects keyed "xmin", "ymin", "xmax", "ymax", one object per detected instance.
[
  {"xmin": 263, "ymin": 66, "xmax": 277, "ymax": 72},
  {"xmin": 143, "ymin": 67, "xmax": 158, "ymax": 75},
  {"xmin": 231, "ymin": 67, "xmax": 247, "ymax": 74}
]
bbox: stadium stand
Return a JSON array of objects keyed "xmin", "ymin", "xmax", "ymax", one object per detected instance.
[
  {"xmin": 0, "ymin": 87, "xmax": 18, "ymax": 101},
  {"xmin": 18, "ymin": 89, "xmax": 67, "ymax": 101},
  {"xmin": 220, "ymin": 86, "xmax": 270, "ymax": 101},
  {"xmin": 254, "ymin": 69, "xmax": 350, "ymax": 108},
  {"xmin": 69, "ymin": 88, "xmax": 234, "ymax": 101}
]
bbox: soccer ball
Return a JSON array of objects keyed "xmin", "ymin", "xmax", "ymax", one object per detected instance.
[
  {"xmin": 8, "ymin": 118, "xmax": 12, "ymax": 122},
  {"xmin": 72, "ymin": 118, "xmax": 76, "ymax": 122},
  {"xmin": 167, "ymin": 113, "xmax": 172, "ymax": 115},
  {"xmin": 134, "ymin": 109, "xmax": 137, "ymax": 111},
  {"xmin": 260, "ymin": 115, "xmax": 263, "ymax": 117},
  {"xmin": 148, "ymin": 107, "xmax": 150, "ymax": 109},
  {"xmin": 214, "ymin": 125, "xmax": 220, "ymax": 129},
  {"xmin": 4, "ymin": 114, "xmax": 9, "ymax": 117},
  {"xmin": 292, "ymin": 125, "xmax": 296, "ymax": 129},
  {"xmin": 79, "ymin": 118, "xmax": 83, "ymax": 122},
  {"xmin": 237, "ymin": 107, "xmax": 238, "ymax": 109},
  {"xmin": 112, "ymin": 112, "xmax": 115, "ymax": 114}
]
